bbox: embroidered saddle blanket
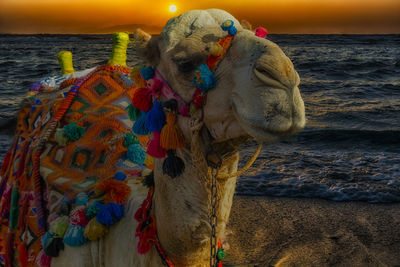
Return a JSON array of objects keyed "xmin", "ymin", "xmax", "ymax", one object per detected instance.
[{"xmin": 0, "ymin": 65, "xmax": 152, "ymax": 266}]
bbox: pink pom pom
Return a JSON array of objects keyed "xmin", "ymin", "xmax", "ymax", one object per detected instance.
[
  {"xmin": 255, "ymin": 27, "xmax": 268, "ymax": 38},
  {"xmin": 146, "ymin": 132, "xmax": 166, "ymax": 158},
  {"xmin": 35, "ymin": 249, "xmax": 52, "ymax": 267},
  {"xmin": 69, "ymin": 206, "xmax": 89, "ymax": 227},
  {"xmin": 146, "ymin": 78, "xmax": 163, "ymax": 95}
]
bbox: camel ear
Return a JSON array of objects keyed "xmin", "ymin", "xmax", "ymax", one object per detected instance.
[
  {"xmin": 133, "ymin": 29, "xmax": 160, "ymax": 65},
  {"xmin": 241, "ymin": 20, "xmax": 252, "ymax": 31}
]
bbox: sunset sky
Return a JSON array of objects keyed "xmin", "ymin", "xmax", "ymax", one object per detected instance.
[{"xmin": 0, "ymin": 0, "xmax": 399, "ymax": 34}]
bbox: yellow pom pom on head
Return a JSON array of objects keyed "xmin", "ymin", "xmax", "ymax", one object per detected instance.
[
  {"xmin": 207, "ymin": 42, "xmax": 224, "ymax": 56},
  {"xmin": 57, "ymin": 51, "xmax": 75, "ymax": 75}
]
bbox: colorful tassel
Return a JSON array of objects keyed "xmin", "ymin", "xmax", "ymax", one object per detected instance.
[
  {"xmin": 69, "ymin": 206, "xmax": 89, "ymax": 227},
  {"xmin": 63, "ymin": 122, "xmax": 85, "ymax": 141},
  {"xmin": 35, "ymin": 249, "xmax": 51, "ymax": 267},
  {"xmin": 143, "ymin": 154, "xmax": 154, "ymax": 170},
  {"xmin": 95, "ymin": 202, "xmax": 124, "ymax": 226},
  {"xmin": 95, "ymin": 179, "xmax": 131, "ymax": 204},
  {"xmin": 54, "ymin": 128, "xmax": 68, "ymax": 146},
  {"xmin": 142, "ymin": 172, "xmax": 155, "ymax": 188},
  {"xmin": 75, "ymin": 192, "xmax": 88, "ymax": 206},
  {"xmin": 17, "ymin": 242, "xmax": 28, "ymax": 267},
  {"xmin": 127, "ymin": 144, "xmax": 146, "ymax": 165},
  {"xmin": 160, "ymin": 112, "xmax": 185, "ymax": 150},
  {"xmin": 145, "ymin": 100, "xmax": 166, "ymax": 132},
  {"xmin": 49, "ymin": 216, "xmax": 69, "ymax": 238},
  {"xmin": 206, "ymin": 42, "xmax": 224, "ymax": 56},
  {"xmin": 114, "ymin": 171, "xmax": 127, "ymax": 181},
  {"xmin": 221, "ymin": 20, "xmax": 234, "ymax": 31},
  {"xmin": 132, "ymin": 88, "xmax": 153, "ymax": 112},
  {"xmin": 123, "ymin": 132, "xmax": 140, "ymax": 148},
  {"xmin": 255, "ymin": 26, "xmax": 268, "ymax": 38},
  {"xmin": 146, "ymin": 132, "xmax": 166, "ymax": 158},
  {"xmin": 63, "ymin": 224, "xmax": 87, "ymax": 247},
  {"xmin": 132, "ymin": 112, "xmax": 149, "ymax": 135},
  {"xmin": 44, "ymin": 237, "xmax": 64, "ymax": 257},
  {"xmin": 193, "ymin": 64, "xmax": 216, "ymax": 92},
  {"xmin": 84, "ymin": 218, "xmax": 108, "ymax": 241},
  {"xmin": 86, "ymin": 201, "xmax": 101, "ymax": 219},
  {"xmin": 146, "ymin": 78, "xmax": 163, "ymax": 94},
  {"xmin": 162, "ymin": 150, "xmax": 185, "ymax": 178},
  {"xmin": 126, "ymin": 104, "xmax": 141, "ymax": 121},
  {"xmin": 140, "ymin": 67, "xmax": 155, "ymax": 80}
]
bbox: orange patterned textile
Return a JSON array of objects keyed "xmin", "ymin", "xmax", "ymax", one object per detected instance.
[{"xmin": 0, "ymin": 65, "xmax": 151, "ymax": 266}]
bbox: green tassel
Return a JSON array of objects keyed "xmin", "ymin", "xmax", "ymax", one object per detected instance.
[
  {"xmin": 123, "ymin": 132, "xmax": 139, "ymax": 148},
  {"xmin": 9, "ymin": 186, "xmax": 20, "ymax": 230},
  {"xmin": 126, "ymin": 104, "xmax": 141, "ymax": 121}
]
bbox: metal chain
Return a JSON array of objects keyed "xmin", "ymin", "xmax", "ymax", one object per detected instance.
[{"xmin": 210, "ymin": 167, "xmax": 219, "ymax": 267}]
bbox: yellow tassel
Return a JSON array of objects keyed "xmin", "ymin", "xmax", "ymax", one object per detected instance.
[
  {"xmin": 143, "ymin": 154, "xmax": 154, "ymax": 170},
  {"xmin": 207, "ymin": 42, "xmax": 223, "ymax": 56},
  {"xmin": 84, "ymin": 218, "xmax": 108, "ymax": 241},
  {"xmin": 160, "ymin": 113, "xmax": 185, "ymax": 150}
]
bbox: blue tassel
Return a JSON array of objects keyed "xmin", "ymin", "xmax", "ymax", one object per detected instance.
[
  {"xmin": 193, "ymin": 64, "xmax": 216, "ymax": 92},
  {"xmin": 221, "ymin": 20, "xmax": 234, "ymax": 31},
  {"xmin": 145, "ymin": 101, "xmax": 166, "ymax": 132},
  {"xmin": 63, "ymin": 225, "xmax": 87, "ymax": 247},
  {"xmin": 96, "ymin": 203, "xmax": 114, "ymax": 226},
  {"xmin": 75, "ymin": 193, "xmax": 88, "ymax": 206},
  {"xmin": 127, "ymin": 144, "xmax": 146, "ymax": 165},
  {"xmin": 140, "ymin": 67, "xmax": 155, "ymax": 80},
  {"xmin": 41, "ymin": 231, "xmax": 54, "ymax": 249},
  {"xmin": 109, "ymin": 202, "xmax": 124, "ymax": 221},
  {"xmin": 114, "ymin": 171, "xmax": 127, "ymax": 181},
  {"xmin": 132, "ymin": 112, "xmax": 149, "ymax": 135},
  {"xmin": 95, "ymin": 202, "xmax": 124, "ymax": 226}
]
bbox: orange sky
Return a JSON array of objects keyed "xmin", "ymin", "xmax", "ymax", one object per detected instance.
[{"xmin": 0, "ymin": 0, "xmax": 399, "ymax": 34}]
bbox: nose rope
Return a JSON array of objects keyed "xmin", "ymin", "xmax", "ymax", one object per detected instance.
[{"xmin": 216, "ymin": 143, "xmax": 262, "ymax": 180}]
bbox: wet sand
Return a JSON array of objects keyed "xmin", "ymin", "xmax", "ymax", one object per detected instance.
[{"xmin": 226, "ymin": 196, "xmax": 400, "ymax": 266}]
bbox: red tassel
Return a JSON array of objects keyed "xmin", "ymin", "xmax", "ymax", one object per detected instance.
[
  {"xmin": 1, "ymin": 151, "xmax": 11, "ymax": 175},
  {"xmin": 218, "ymin": 262, "xmax": 223, "ymax": 267},
  {"xmin": 5, "ymin": 231, "xmax": 15, "ymax": 267},
  {"xmin": 17, "ymin": 242, "xmax": 28, "ymax": 267},
  {"xmin": 146, "ymin": 132, "xmax": 166, "ymax": 158},
  {"xmin": 132, "ymin": 88, "xmax": 153, "ymax": 112}
]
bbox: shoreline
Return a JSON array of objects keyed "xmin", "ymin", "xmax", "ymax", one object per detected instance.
[{"xmin": 226, "ymin": 195, "xmax": 400, "ymax": 266}]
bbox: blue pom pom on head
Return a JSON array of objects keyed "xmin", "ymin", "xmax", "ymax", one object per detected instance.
[
  {"xmin": 221, "ymin": 20, "xmax": 234, "ymax": 31},
  {"xmin": 140, "ymin": 67, "xmax": 155, "ymax": 81},
  {"xmin": 145, "ymin": 100, "xmax": 166, "ymax": 132},
  {"xmin": 193, "ymin": 64, "xmax": 216, "ymax": 92},
  {"xmin": 228, "ymin": 26, "xmax": 237, "ymax": 36},
  {"xmin": 114, "ymin": 171, "xmax": 127, "ymax": 181},
  {"xmin": 95, "ymin": 202, "xmax": 124, "ymax": 226},
  {"xmin": 75, "ymin": 193, "xmax": 88, "ymax": 206}
]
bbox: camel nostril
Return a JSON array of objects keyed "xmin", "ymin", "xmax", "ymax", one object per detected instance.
[{"xmin": 253, "ymin": 67, "xmax": 287, "ymax": 91}]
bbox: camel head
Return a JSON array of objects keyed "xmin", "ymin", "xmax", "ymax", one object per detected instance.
[{"xmin": 133, "ymin": 9, "xmax": 305, "ymax": 146}]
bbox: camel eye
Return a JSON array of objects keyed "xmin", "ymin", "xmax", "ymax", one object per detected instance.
[
  {"xmin": 172, "ymin": 54, "xmax": 207, "ymax": 73},
  {"xmin": 173, "ymin": 58, "xmax": 197, "ymax": 73}
]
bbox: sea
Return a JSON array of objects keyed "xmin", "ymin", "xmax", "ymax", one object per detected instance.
[{"xmin": 0, "ymin": 34, "xmax": 399, "ymax": 203}]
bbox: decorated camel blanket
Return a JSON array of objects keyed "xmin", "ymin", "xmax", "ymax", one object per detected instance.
[{"xmin": 0, "ymin": 61, "xmax": 155, "ymax": 266}]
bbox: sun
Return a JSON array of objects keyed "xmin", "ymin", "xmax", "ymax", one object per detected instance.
[{"xmin": 169, "ymin": 4, "xmax": 177, "ymax": 13}]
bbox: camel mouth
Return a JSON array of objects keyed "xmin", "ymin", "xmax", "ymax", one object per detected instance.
[{"xmin": 232, "ymin": 103, "xmax": 301, "ymax": 142}]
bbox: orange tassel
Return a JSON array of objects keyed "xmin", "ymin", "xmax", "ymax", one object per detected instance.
[
  {"xmin": 17, "ymin": 242, "xmax": 28, "ymax": 267},
  {"xmin": 95, "ymin": 179, "xmax": 131, "ymax": 204},
  {"xmin": 160, "ymin": 113, "xmax": 185, "ymax": 150}
]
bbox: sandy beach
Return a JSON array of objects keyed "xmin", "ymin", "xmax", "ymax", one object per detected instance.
[{"xmin": 226, "ymin": 196, "xmax": 400, "ymax": 266}]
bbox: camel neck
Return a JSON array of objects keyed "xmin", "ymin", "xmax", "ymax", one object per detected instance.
[{"xmin": 152, "ymin": 148, "xmax": 239, "ymax": 266}]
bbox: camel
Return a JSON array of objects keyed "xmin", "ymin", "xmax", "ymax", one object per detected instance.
[{"xmin": 0, "ymin": 9, "xmax": 305, "ymax": 267}]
